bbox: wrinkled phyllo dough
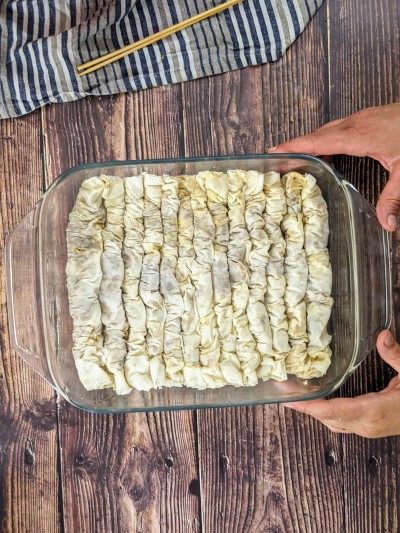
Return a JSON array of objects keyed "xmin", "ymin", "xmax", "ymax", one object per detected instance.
[
  {"xmin": 160, "ymin": 175, "xmax": 185, "ymax": 386},
  {"xmin": 282, "ymin": 172, "xmax": 309, "ymax": 373},
  {"xmin": 140, "ymin": 174, "xmax": 167, "ymax": 387},
  {"xmin": 189, "ymin": 175, "xmax": 224, "ymax": 387},
  {"xmin": 123, "ymin": 176, "xmax": 152, "ymax": 391},
  {"xmin": 227, "ymin": 170, "xmax": 260, "ymax": 386},
  {"xmin": 282, "ymin": 172, "xmax": 333, "ymax": 378},
  {"xmin": 243, "ymin": 171, "xmax": 274, "ymax": 380},
  {"xmin": 300, "ymin": 173, "xmax": 333, "ymax": 377},
  {"xmin": 202, "ymin": 172, "xmax": 243, "ymax": 386},
  {"xmin": 176, "ymin": 177, "xmax": 204, "ymax": 388},
  {"xmin": 99, "ymin": 176, "xmax": 131, "ymax": 395},
  {"xmin": 67, "ymin": 177, "xmax": 113, "ymax": 391},
  {"xmin": 67, "ymin": 170, "xmax": 333, "ymax": 394},
  {"xmin": 262, "ymin": 172, "xmax": 289, "ymax": 381}
]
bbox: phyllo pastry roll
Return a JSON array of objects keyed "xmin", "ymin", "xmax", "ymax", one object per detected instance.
[
  {"xmin": 202, "ymin": 171, "xmax": 243, "ymax": 386},
  {"xmin": 227, "ymin": 170, "xmax": 260, "ymax": 386},
  {"xmin": 66, "ymin": 177, "xmax": 114, "ymax": 391},
  {"xmin": 123, "ymin": 175, "xmax": 152, "ymax": 391},
  {"xmin": 262, "ymin": 171, "xmax": 289, "ymax": 381},
  {"xmin": 139, "ymin": 173, "xmax": 167, "ymax": 388}
]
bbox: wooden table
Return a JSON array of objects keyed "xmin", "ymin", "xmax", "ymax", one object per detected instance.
[{"xmin": 1, "ymin": 0, "xmax": 399, "ymax": 531}]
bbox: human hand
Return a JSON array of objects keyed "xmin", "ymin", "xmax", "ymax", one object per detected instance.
[
  {"xmin": 283, "ymin": 330, "xmax": 400, "ymax": 438},
  {"xmin": 269, "ymin": 103, "xmax": 400, "ymax": 232}
]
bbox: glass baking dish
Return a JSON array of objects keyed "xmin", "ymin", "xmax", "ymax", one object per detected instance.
[{"xmin": 5, "ymin": 155, "xmax": 392, "ymax": 413}]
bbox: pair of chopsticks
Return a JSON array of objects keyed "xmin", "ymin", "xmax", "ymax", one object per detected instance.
[{"xmin": 77, "ymin": 0, "xmax": 244, "ymax": 77}]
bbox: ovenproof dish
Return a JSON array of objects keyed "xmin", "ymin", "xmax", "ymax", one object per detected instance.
[{"xmin": 5, "ymin": 156, "xmax": 391, "ymax": 413}]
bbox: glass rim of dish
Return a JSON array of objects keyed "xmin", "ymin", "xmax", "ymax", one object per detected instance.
[{"xmin": 31, "ymin": 154, "xmax": 390, "ymax": 413}]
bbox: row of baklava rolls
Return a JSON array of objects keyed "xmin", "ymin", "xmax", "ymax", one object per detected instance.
[{"xmin": 66, "ymin": 170, "xmax": 333, "ymax": 394}]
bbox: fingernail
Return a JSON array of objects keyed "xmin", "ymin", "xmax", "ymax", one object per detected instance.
[
  {"xmin": 268, "ymin": 146, "xmax": 278, "ymax": 152},
  {"xmin": 387, "ymin": 214, "xmax": 397, "ymax": 230},
  {"xmin": 384, "ymin": 331, "xmax": 395, "ymax": 347}
]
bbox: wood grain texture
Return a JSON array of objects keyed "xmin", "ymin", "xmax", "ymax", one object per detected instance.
[
  {"xmin": 42, "ymin": 87, "xmax": 200, "ymax": 533},
  {"xmin": 329, "ymin": 0, "xmax": 400, "ymax": 531},
  {"xmin": 125, "ymin": 86, "xmax": 184, "ymax": 160},
  {"xmin": 43, "ymin": 95, "xmax": 127, "ymax": 179},
  {"xmin": 278, "ymin": 407, "xmax": 344, "ymax": 533},
  {"xmin": 182, "ymin": 67, "xmax": 265, "ymax": 157},
  {"xmin": 182, "ymin": 3, "xmax": 345, "ymax": 532},
  {"xmin": 1, "ymin": 0, "xmax": 400, "ymax": 531},
  {"xmin": 261, "ymin": 2, "xmax": 330, "ymax": 148},
  {"xmin": 197, "ymin": 405, "xmax": 344, "ymax": 533},
  {"xmin": 0, "ymin": 116, "xmax": 60, "ymax": 532},
  {"xmin": 58, "ymin": 405, "xmax": 200, "ymax": 533},
  {"xmin": 197, "ymin": 406, "xmax": 291, "ymax": 533}
]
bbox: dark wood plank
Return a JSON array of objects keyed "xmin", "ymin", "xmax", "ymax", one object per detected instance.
[
  {"xmin": 0, "ymin": 114, "xmax": 60, "ymax": 532},
  {"xmin": 261, "ymin": 3, "xmax": 330, "ymax": 148},
  {"xmin": 182, "ymin": 67, "xmax": 265, "ymax": 157},
  {"xmin": 278, "ymin": 406, "xmax": 345, "ymax": 533},
  {"xmin": 42, "ymin": 95, "xmax": 127, "ymax": 177},
  {"xmin": 328, "ymin": 0, "xmax": 400, "ymax": 531},
  {"xmin": 197, "ymin": 404, "xmax": 344, "ymax": 533},
  {"xmin": 58, "ymin": 406, "xmax": 200, "ymax": 532},
  {"xmin": 197, "ymin": 406, "xmax": 291, "ymax": 533},
  {"xmin": 42, "ymin": 88, "xmax": 200, "ymax": 533},
  {"xmin": 181, "ymin": 3, "xmax": 347, "ymax": 531},
  {"xmin": 125, "ymin": 87, "xmax": 184, "ymax": 160}
]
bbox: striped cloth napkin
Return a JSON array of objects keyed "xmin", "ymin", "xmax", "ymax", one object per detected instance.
[{"xmin": 0, "ymin": 0, "xmax": 323, "ymax": 119}]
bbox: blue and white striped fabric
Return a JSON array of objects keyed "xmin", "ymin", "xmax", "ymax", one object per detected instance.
[{"xmin": 0, "ymin": 0, "xmax": 323, "ymax": 119}]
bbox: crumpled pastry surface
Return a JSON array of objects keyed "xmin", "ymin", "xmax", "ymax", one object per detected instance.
[
  {"xmin": 281, "ymin": 172, "xmax": 309, "ymax": 374},
  {"xmin": 261, "ymin": 171, "xmax": 289, "ymax": 381},
  {"xmin": 99, "ymin": 176, "xmax": 131, "ymax": 395},
  {"xmin": 283, "ymin": 172, "xmax": 333, "ymax": 378},
  {"xmin": 67, "ymin": 177, "xmax": 112, "ymax": 391},
  {"xmin": 66, "ymin": 170, "xmax": 333, "ymax": 393}
]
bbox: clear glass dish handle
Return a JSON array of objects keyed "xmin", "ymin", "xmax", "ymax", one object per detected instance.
[
  {"xmin": 5, "ymin": 202, "xmax": 53, "ymax": 384},
  {"xmin": 344, "ymin": 181, "xmax": 393, "ymax": 367}
]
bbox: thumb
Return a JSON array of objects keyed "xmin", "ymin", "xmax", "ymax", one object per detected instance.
[
  {"xmin": 376, "ymin": 162, "xmax": 400, "ymax": 231},
  {"xmin": 376, "ymin": 330, "xmax": 400, "ymax": 373}
]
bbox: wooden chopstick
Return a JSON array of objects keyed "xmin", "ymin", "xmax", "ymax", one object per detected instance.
[{"xmin": 77, "ymin": 0, "xmax": 244, "ymax": 77}]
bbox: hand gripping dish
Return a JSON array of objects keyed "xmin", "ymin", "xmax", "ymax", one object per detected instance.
[{"xmin": 5, "ymin": 155, "xmax": 391, "ymax": 413}]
